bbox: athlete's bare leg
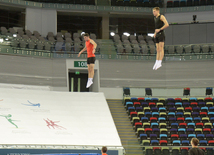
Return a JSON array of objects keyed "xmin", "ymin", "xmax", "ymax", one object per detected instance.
[
  {"xmin": 155, "ymin": 42, "xmax": 164, "ymax": 70},
  {"xmin": 153, "ymin": 43, "xmax": 160, "ymax": 70},
  {"xmin": 86, "ymin": 64, "xmax": 94, "ymax": 88},
  {"xmin": 89, "ymin": 64, "xmax": 95, "ymax": 79},
  {"xmin": 158, "ymin": 42, "xmax": 164, "ymax": 60},
  {"xmin": 87, "ymin": 64, "xmax": 91, "ymax": 79}
]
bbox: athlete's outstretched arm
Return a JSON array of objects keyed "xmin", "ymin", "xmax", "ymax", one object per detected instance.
[
  {"xmin": 90, "ymin": 39, "xmax": 97, "ymax": 53},
  {"xmin": 78, "ymin": 44, "xmax": 87, "ymax": 57}
]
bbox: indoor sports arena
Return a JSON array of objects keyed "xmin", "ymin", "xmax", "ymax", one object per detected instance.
[{"xmin": 0, "ymin": 0, "xmax": 214, "ymax": 155}]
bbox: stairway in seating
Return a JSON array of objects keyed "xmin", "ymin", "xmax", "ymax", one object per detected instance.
[{"xmin": 107, "ymin": 99, "xmax": 143, "ymax": 155}]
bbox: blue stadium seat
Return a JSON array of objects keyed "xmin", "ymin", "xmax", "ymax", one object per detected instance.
[
  {"xmin": 175, "ymin": 102, "xmax": 182, "ymax": 107},
  {"xmin": 159, "ymin": 107, "xmax": 166, "ymax": 112},
  {"xmin": 181, "ymin": 140, "xmax": 190, "ymax": 146},
  {"xmin": 140, "ymin": 133, "xmax": 147, "ymax": 140},
  {"xmin": 151, "ymin": 122, "xmax": 159, "ymax": 128},
  {"xmin": 160, "ymin": 134, "xmax": 167, "ymax": 140},
  {"xmin": 185, "ymin": 117, "xmax": 193, "ymax": 123},
  {"xmin": 188, "ymin": 134, "xmax": 196, "ymax": 141},
  {"xmin": 199, "ymin": 140, "xmax": 207, "ymax": 146},
  {"xmin": 197, "ymin": 134, "xmax": 205, "ymax": 140},
  {"xmin": 158, "ymin": 117, "xmax": 166, "ymax": 123},
  {"xmin": 178, "ymin": 128, "xmax": 186, "ymax": 135},
  {"xmin": 180, "ymin": 134, "xmax": 187, "ymax": 141},
  {"xmin": 173, "ymin": 140, "xmax": 181, "ymax": 146},
  {"xmin": 171, "ymin": 123, "xmax": 179, "ymax": 129}
]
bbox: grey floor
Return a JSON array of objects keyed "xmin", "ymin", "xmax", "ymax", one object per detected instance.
[
  {"xmin": 0, "ymin": 54, "xmax": 213, "ymax": 88},
  {"xmin": 99, "ymin": 59, "xmax": 214, "ymax": 88}
]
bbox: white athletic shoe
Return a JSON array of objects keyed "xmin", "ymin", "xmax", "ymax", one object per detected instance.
[
  {"xmin": 155, "ymin": 63, "xmax": 162, "ymax": 70},
  {"xmin": 86, "ymin": 80, "xmax": 93, "ymax": 88},
  {"xmin": 153, "ymin": 63, "xmax": 157, "ymax": 70}
]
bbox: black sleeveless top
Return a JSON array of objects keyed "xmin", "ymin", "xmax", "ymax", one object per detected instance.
[{"xmin": 154, "ymin": 14, "xmax": 164, "ymax": 34}]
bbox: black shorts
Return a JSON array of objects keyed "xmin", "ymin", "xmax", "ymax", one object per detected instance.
[
  {"xmin": 155, "ymin": 32, "xmax": 165, "ymax": 43},
  {"xmin": 87, "ymin": 57, "xmax": 96, "ymax": 64}
]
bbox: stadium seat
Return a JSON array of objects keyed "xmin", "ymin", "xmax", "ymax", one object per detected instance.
[
  {"xmin": 169, "ymin": 117, "xmax": 176, "ymax": 125},
  {"xmin": 195, "ymin": 128, "xmax": 203, "ymax": 135},
  {"xmin": 160, "ymin": 140, "xmax": 167, "ymax": 146},
  {"xmin": 159, "ymin": 123, "xmax": 167, "ymax": 128},
  {"xmin": 134, "ymin": 102, "xmax": 141, "ymax": 108},
  {"xmin": 150, "ymin": 117, "xmax": 157, "ymax": 123},
  {"xmin": 128, "ymin": 107, "xmax": 135, "ymax": 114},
  {"xmin": 152, "ymin": 112, "xmax": 159, "ymax": 118},
  {"xmin": 197, "ymin": 134, "xmax": 205, "ymax": 140},
  {"xmin": 145, "ymin": 128, "xmax": 152, "ymax": 136},
  {"xmin": 193, "ymin": 107, "xmax": 200, "ymax": 112},
  {"xmin": 193, "ymin": 117, "xmax": 201, "ymax": 123},
  {"xmin": 170, "ymin": 128, "xmax": 178, "ymax": 135},
  {"xmin": 196, "ymin": 122, "xmax": 204, "ymax": 128},
  {"xmin": 141, "ymin": 102, "xmax": 148, "ymax": 108},
  {"xmin": 180, "ymin": 134, "xmax": 187, "ymax": 141},
  {"xmin": 153, "ymin": 128, "xmax": 160, "ymax": 136},
  {"xmin": 171, "ymin": 134, "xmax": 179, "ymax": 141},
  {"xmin": 171, "ymin": 123, "xmax": 179, "ymax": 129},
  {"xmin": 206, "ymin": 102, "xmax": 213, "ymax": 107},
  {"xmin": 204, "ymin": 122, "xmax": 212, "ymax": 128},
  {"xmin": 203, "ymin": 128, "xmax": 211, "ymax": 135},
  {"xmin": 136, "ymin": 107, "xmax": 143, "ymax": 112},
  {"xmin": 206, "ymin": 134, "xmax": 213, "ymax": 141},
  {"xmin": 184, "ymin": 112, "xmax": 191, "ymax": 118},
  {"xmin": 198, "ymin": 102, "xmax": 206, "ymax": 107},
  {"xmin": 160, "ymin": 128, "xmax": 167, "ymax": 134},
  {"xmin": 168, "ymin": 112, "xmax": 175, "ymax": 119},
  {"xmin": 132, "ymin": 117, "xmax": 140, "ymax": 126},
  {"xmin": 188, "ymin": 134, "xmax": 196, "ymax": 141},
  {"xmin": 157, "ymin": 103, "xmax": 164, "ymax": 108},
  {"xmin": 140, "ymin": 133, "xmax": 147, "ymax": 141},
  {"xmin": 209, "ymin": 107, "xmax": 214, "ymax": 112},
  {"xmin": 178, "ymin": 128, "xmax": 186, "ymax": 135},
  {"xmin": 142, "ymin": 139, "xmax": 150, "ymax": 146},
  {"xmin": 162, "ymin": 147, "xmax": 170, "ymax": 155},
  {"xmin": 177, "ymin": 107, "xmax": 184, "ymax": 112},
  {"xmin": 208, "ymin": 112, "xmax": 214, "ymax": 118},
  {"xmin": 173, "ymin": 140, "xmax": 181, "ymax": 146},
  {"xmin": 185, "ymin": 107, "xmax": 192, "ymax": 112},
  {"xmin": 158, "ymin": 117, "xmax": 166, "ymax": 123},
  {"xmin": 199, "ymin": 140, "xmax": 207, "ymax": 146},
  {"xmin": 144, "ymin": 107, "xmax": 151, "ymax": 112},
  {"xmin": 192, "ymin": 112, "xmax": 199, "ymax": 118},
  {"xmin": 169, "ymin": 107, "xmax": 176, "ymax": 112},
  {"xmin": 143, "ymin": 123, "xmax": 151, "ymax": 128},
  {"xmin": 175, "ymin": 102, "xmax": 182, "ymax": 108},
  {"xmin": 151, "ymin": 122, "xmax": 159, "ymax": 128},
  {"xmin": 188, "ymin": 122, "xmax": 195, "ymax": 129},
  {"xmin": 185, "ymin": 117, "xmax": 193, "ymax": 123},
  {"xmin": 181, "ymin": 140, "xmax": 189, "ymax": 146},
  {"xmin": 202, "ymin": 117, "xmax": 209, "ymax": 123},
  {"xmin": 183, "ymin": 102, "xmax": 190, "ymax": 108},
  {"xmin": 159, "ymin": 107, "xmax": 166, "ymax": 112},
  {"xmin": 201, "ymin": 107, "xmax": 208, "ymax": 112},
  {"xmin": 150, "ymin": 134, "xmax": 158, "ymax": 140},
  {"xmin": 135, "ymin": 122, "xmax": 143, "ymax": 132},
  {"xmin": 160, "ymin": 134, "xmax": 167, "ymax": 140},
  {"xmin": 177, "ymin": 117, "xmax": 184, "ymax": 124},
  {"xmin": 205, "ymin": 97, "xmax": 212, "ymax": 102},
  {"xmin": 141, "ymin": 117, "xmax": 149, "ymax": 123},
  {"xmin": 137, "ymin": 128, "xmax": 145, "ymax": 137},
  {"xmin": 130, "ymin": 112, "xmax": 138, "ymax": 120}
]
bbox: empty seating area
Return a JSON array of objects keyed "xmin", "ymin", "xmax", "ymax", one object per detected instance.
[
  {"xmin": 0, "ymin": 27, "xmax": 100, "ymax": 53},
  {"xmin": 114, "ymin": 34, "xmax": 156, "ymax": 55},
  {"xmin": 113, "ymin": 34, "xmax": 214, "ymax": 55},
  {"xmin": 167, "ymin": 0, "xmax": 213, "ymax": 7},
  {"xmin": 22, "ymin": 0, "xmax": 95, "ymax": 5},
  {"xmin": 124, "ymin": 97, "xmax": 214, "ymax": 154},
  {"xmin": 111, "ymin": 0, "xmax": 163, "ymax": 7}
]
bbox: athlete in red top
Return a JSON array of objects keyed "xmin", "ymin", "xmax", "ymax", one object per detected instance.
[
  {"xmin": 78, "ymin": 33, "xmax": 97, "ymax": 88},
  {"xmin": 101, "ymin": 146, "xmax": 108, "ymax": 155}
]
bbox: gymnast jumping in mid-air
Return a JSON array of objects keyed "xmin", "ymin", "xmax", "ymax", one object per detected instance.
[{"xmin": 152, "ymin": 7, "xmax": 169, "ymax": 70}]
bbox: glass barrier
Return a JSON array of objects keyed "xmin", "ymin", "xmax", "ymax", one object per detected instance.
[{"xmin": 0, "ymin": 35, "xmax": 214, "ymax": 61}]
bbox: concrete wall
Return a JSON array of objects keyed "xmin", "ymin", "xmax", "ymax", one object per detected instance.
[{"xmin": 25, "ymin": 8, "xmax": 57, "ymax": 37}]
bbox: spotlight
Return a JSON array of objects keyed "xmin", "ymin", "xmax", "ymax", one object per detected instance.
[
  {"xmin": 0, "ymin": 38, "xmax": 3, "ymax": 43},
  {"xmin": 13, "ymin": 34, "xmax": 17, "ymax": 37},
  {"xmin": 123, "ymin": 32, "xmax": 130, "ymax": 37},
  {"xmin": 148, "ymin": 33, "xmax": 154, "ymax": 37},
  {"xmin": 5, "ymin": 38, "xmax": 9, "ymax": 41},
  {"xmin": 134, "ymin": 33, "xmax": 136, "ymax": 36},
  {"xmin": 110, "ymin": 32, "xmax": 115, "ymax": 36}
]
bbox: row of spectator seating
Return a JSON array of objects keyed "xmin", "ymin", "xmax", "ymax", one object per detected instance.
[
  {"xmin": 23, "ymin": 0, "xmax": 95, "ymax": 5},
  {"xmin": 0, "ymin": 26, "xmax": 99, "ymax": 52},
  {"xmin": 167, "ymin": 0, "xmax": 213, "ymax": 7},
  {"xmin": 111, "ymin": 0, "xmax": 163, "ymax": 7},
  {"xmin": 123, "ymin": 97, "xmax": 214, "ymax": 149}
]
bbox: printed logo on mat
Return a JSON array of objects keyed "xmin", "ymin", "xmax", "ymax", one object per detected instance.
[{"xmin": 44, "ymin": 118, "xmax": 66, "ymax": 130}]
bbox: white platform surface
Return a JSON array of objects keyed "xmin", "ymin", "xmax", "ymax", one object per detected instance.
[{"xmin": 0, "ymin": 88, "xmax": 122, "ymax": 146}]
